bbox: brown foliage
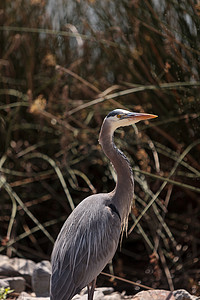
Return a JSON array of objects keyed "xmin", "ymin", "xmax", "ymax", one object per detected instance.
[{"xmin": 0, "ymin": 0, "xmax": 200, "ymax": 295}]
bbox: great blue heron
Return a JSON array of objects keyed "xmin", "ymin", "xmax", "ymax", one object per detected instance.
[{"xmin": 50, "ymin": 109, "xmax": 157, "ymax": 300}]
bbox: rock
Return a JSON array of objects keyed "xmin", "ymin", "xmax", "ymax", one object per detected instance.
[
  {"xmin": 0, "ymin": 263, "xmax": 20, "ymax": 277},
  {"xmin": 0, "ymin": 255, "xmax": 20, "ymax": 277},
  {"xmin": 79, "ymin": 287, "xmax": 114, "ymax": 296},
  {"xmin": 0, "ymin": 278, "xmax": 9, "ymax": 288},
  {"xmin": 95, "ymin": 288, "xmax": 121, "ymax": 300},
  {"xmin": 173, "ymin": 289, "xmax": 200, "ymax": 300},
  {"xmin": 72, "ymin": 290, "xmax": 105, "ymax": 299},
  {"xmin": 31, "ymin": 260, "xmax": 51, "ymax": 297},
  {"xmin": 1, "ymin": 256, "xmax": 199, "ymax": 300},
  {"xmin": 0, "ymin": 276, "xmax": 26, "ymax": 293},
  {"xmin": 17, "ymin": 292, "xmax": 31, "ymax": 299},
  {"xmin": 0, "ymin": 255, "xmax": 10, "ymax": 264},
  {"xmin": 10, "ymin": 257, "xmax": 36, "ymax": 284},
  {"xmin": 96, "ymin": 287, "xmax": 114, "ymax": 295},
  {"xmin": 0, "ymin": 256, "xmax": 36, "ymax": 284},
  {"xmin": 131, "ymin": 289, "xmax": 199, "ymax": 300},
  {"xmin": 104, "ymin": 292, "xmax": 122, "ymax": 300},
  {"xmin": 71, "ymin": 287, "xmax": 121, "ymax": 300},
  {"xmin": 132, "ymin": 289, "xmax": 175, "ymax": 300},
  {"xmin": 18, "ymin": 292, "xmax": 50, "ymax": 300}
]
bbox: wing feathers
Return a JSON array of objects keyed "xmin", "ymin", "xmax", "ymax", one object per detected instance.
[{"xmin": 50, "ymin": 196, "xmax": 121, "ymax": 300}]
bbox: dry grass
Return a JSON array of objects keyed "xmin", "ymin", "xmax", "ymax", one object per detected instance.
[{"xmin": 0, "ymin": 0, "xmax": 200, "ymax": 295}]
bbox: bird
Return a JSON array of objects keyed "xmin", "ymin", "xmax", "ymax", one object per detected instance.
[{"xmin": 50, "ymin": 108, "xmax": 157, "ymax": 300}]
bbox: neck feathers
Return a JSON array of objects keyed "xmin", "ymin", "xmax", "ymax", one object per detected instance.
[{"xmin": 99, "ymin": 121, "xmax": 134, "ymax": 231}]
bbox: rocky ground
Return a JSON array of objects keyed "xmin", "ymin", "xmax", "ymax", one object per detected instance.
[{"xmin": 0, "ymin": 255, "xmax": 199, "ymax": 300}]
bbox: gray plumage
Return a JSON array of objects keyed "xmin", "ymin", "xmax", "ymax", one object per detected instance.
[{"xmin": 50, "ymin": 109, "xmax": 157, "ymax": 300}]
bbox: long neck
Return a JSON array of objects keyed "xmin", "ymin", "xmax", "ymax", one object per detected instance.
[{"xmin": 99, "ymin": 121, "xmax": 134, "ymax": 229}]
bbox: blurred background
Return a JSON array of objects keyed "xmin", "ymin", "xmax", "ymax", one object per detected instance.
[{"xmin": 0, "ymin": 0, "xmax": 200, "ymax": 296}]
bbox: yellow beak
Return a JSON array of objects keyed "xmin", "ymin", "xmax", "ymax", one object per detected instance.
[{"xmin": 125, "ymin": 112, "xmax": 158, "ymax": 121}]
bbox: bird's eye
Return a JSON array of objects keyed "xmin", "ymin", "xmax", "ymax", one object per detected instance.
[{"xmin": 117, "ymin": 114, "xmax": 121, "ymax": 119}]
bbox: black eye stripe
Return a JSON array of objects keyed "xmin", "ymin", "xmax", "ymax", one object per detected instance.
[
  {"xmin": 107, "ymin": 111, "xmax": 118, "ymax": 118},
  {"xmin": 107, "ymin": 109, "xmax": 126, "ymax": 118}
]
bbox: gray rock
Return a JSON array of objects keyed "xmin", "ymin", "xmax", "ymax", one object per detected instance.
[
  {"xmin": 96, "ymin": 287, "xmax": 114, "ymax": 295},
  {"xmin": 0, "ymin": 278, "xmax": 9, "ymax": 288},
  {"xmin": 0, "ymin": 276, "xmax": 25, "ymax": 293},
  {"xmin": 17, "ymin": 291, "xmax": 31, "ymax": 298},
  {"xmin": 173, "ymin": 289, "xmax": 200, "ymax": 300},
  {"xmin": 79, "ymin": 286, "xmax": 114, "ymax": 296},
  {"xmin": 0, "ymin": 255, "xmax": 9, "ymax": 264},
  {"xmin": 104, "ymin": 292, "xmax": 122, "ymax": 300},
  {"xmin": 72, "ymin": 288, "xmax": 121, "ymax": 300},
  {"xmin": 0, "ymin": 256, "xmax": 36, "ymax": 284},
  {"xmin": 72, "ymin": 290, "xmax": 105, "ymax": 300},
  {"xmin": 132, "ymin": 289, "xmax": 175, "ymax": 299},
  {"xmin": 18, "ymin": 295, "xmax": 33, "ymax": 300},
  {"xmin": 32, "ymin": 260, "xmax": 51, "ymax": 297},
  {"xmin": 132, "ymin": 289, "xmax": 199, "ymax": 300},
  {"xmin": 0, "ymin": 262, "xmax": 20, "ymax": 277},
  {"xmin": 79, "ymin": 287, "xmax": 88, "ymax": 295},
  {"xmin": 0, "ymin": 254, "xmax": 20, "ymax": 277},
  {"xmin": 10, "ymin": 257, "xmax": 36, "ymax": 284},
  {"xmin": 18, "ymin": 292, "xmax": 50, "ymax": 300}
]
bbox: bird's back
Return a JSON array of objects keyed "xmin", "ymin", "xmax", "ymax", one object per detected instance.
[{"xmin": 50, "ymin": 193, "xmax": 121, "ymax": 300}]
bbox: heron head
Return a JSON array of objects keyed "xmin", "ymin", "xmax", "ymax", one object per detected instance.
[{"xmin": 105, "ymin": 109, "xmax": 157, "ymax": 130}]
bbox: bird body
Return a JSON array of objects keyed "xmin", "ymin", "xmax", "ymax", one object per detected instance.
[
  {"xmin": 50, "ymin": 109, "xmax": 157, "ymax": 300},
  {"xmin": 51, "ymin": 193, "xmax": 121, "ymax": 300}
]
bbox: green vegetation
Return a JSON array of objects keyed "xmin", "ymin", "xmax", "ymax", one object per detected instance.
[
  {"xmin": 0, "ymin": 0, "xmax": 200, "ymax": 295},
  {"xmin": 0, "ymin": 287, "xmax": 14, "ymax": 300}
]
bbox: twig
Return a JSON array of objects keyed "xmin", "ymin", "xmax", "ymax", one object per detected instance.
[
  {"xmin": 0, "ymin": 216, "xmax": 66, "ymax": 253},
  {"xmin": 0, "ymin": 176, "xmax": 54, "ymax": 243},
  {"xmin": 56, "ymin": 65, "xmax": 100, "ymax": 93},
  {"xmin": 130, "ymin": 213, "xmax": 154, "ymax": 251},
  {"xmin": 0, "ymin": 89, "xmax": 28, "ymax": 103},
  {"xmin": 133, "ymin": 168, "xmax": 200, "ymax": 193},
  {"xmin": 101, "ymin": 271, "xmax": 153, "ymax": 290},
  {"xmin": 154, "ymin": 185, "xmax": 173, "ymax": 253},
  {"xmin": 67, "ymin": 81, "xmax": 200, "ymax": 115},
  {"xmin": 159, "ymin": 247, "xmax": 174, "ymax": 291},
  {"xmin": 152, "ymin": 142, "xmax": 200, "ymax": 176},
  {"xmin": 0, "ymin": 154, "xmax": 7, "ymax": 169},
  {"xmin": 129, "ymin": 139, "xmax": 200, "ymax": 234},
  {"xmin": 24, "ymin": 152, "xmax": 75, "ymax": 210},
  {"xmin": 6, "ymin": 189, "xmax": 17, "ymax": 240},
  {"xmin": 0, "ymin": 25, "xmax": 124, "ymax": 49},
  {"xmin": 148, "ymin": 140, "xmax": 160, "ymax": 173},
  {"xmin": 71, "ymin": 169, "xmax": 96, "ymax": 193}
]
